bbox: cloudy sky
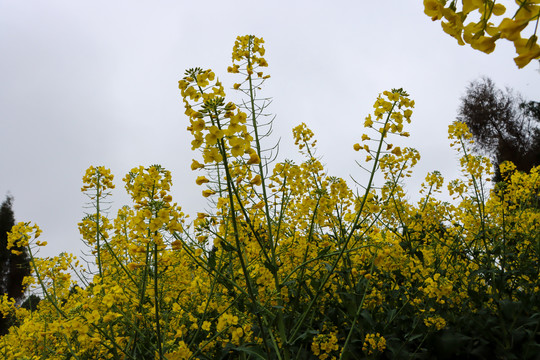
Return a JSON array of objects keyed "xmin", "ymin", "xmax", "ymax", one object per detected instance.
[{"xmin": 1, "ymin": 0, "xmax": 539, "ymax": 259}]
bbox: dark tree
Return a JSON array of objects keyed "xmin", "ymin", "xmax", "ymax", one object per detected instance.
[
  {"xmin": 457, "ymin": 77, "xmax": 540, "ymax": 181},
  {"xmin": 0, "ymin": 195, "xmax": 31, "ymax": 334},
  {"xmin": 20, "ymin": 294, "xmax": 40, "ymax": 312}
]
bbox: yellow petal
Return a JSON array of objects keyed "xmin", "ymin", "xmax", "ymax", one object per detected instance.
[{"xmin": 492, "ymin": 3, "xmax": 506, "ymax": 16}]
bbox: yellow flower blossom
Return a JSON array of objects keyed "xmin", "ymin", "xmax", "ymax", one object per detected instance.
[
  {"xmin": 202, "ymin": 189, "xmax": 216, "ymax": 197},
  {"xmin": 250, "ymin": 174, "xmax": 262, "ymax": 186},
  {"xmin": 195, "ymin": 176, "xmax": 210, "ymax": 185},
  {"xmin": 191, "ymin": 159, "xmax": 205, "ymax": 171},
  {"xmin": 247, "ymin": 152, "xmax": 260, "ymax": 165}
]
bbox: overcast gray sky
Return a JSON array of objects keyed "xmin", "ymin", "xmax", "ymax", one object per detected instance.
[{"xmin": 1, "ymin": 0, "xmax": 539, "ymax": 258}]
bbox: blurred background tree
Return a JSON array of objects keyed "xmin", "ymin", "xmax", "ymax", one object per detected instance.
[
  {"xmin": 0, "ymin": 195, "xmax": 31, "ymax": 334},
  {"xmin": 457, "ymin": 77, "xmax": 540, "ymax": 181}
]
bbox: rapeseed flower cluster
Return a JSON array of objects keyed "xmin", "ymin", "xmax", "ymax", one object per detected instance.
[
  {"xmin": 424, "ymin": 0, "xmax": 540, "ymax": 67},
  {"xmin": 311, "ymin": 329, "xmax": 340, "ymax": 360},
  {"xmin": 362, "ymin": 332, "xmax": 386, "ymax": 355},
  {"xmin": 0, "ymin": 35, "xmax": 538, "ymax": 359}
]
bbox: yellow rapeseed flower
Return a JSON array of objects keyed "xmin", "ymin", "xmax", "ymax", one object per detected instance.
[{"xmin": 195, "ymin": 176, "xmax": 210, "ymax": 185}]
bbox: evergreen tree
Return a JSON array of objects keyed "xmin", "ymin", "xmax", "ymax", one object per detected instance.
[
  {"xmin": 457, "ymin": 77, "xmax": 540, "ymax": 181},
  {"xmin": 0, "ymin": 195, "xmax": 31, "ymax": 334}
]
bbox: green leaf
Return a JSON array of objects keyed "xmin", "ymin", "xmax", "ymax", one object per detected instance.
[{"xmin": 232, "ymin": 345, "xmax": 267, "ymax": 359}]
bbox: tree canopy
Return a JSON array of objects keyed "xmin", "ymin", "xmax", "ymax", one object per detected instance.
[
  {"xmin": 0, "ymin": 195, "xmax": 31, "ymax": 334},
  {"xmin": 457, "ymin": 77, "xmax": 540, "ymax": 181}
]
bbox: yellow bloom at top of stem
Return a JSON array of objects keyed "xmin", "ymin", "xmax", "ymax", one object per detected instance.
[
  {"xmin": 231, "ymin": 35, "xmax": 269, "ymax": 72},
  {"xmin": 292, "ymin": 122, "xmax": 315, "ymax": 148},
  {"xmin": 369, "ymin": 89, "xmax": 414, "ymax": 136},
  {"xmin": 7, "ymin": 222, "xmax": 42, "ymax": 250},
  {"xmin": 424, "ymin": 0, "xmax": 445, "ymax": 20},
  {"xmin": 423, "ymin": 170, "xmax": 444, "ymax": 191},
  {"xmin": 383, "ymin": 90, "xmax": 400, "ymax": 102},
  {"xmin": 123, "ymin": 165, "xmax": 173, "ymax": 206},
  {"xmin": 179, "ymin": 68, "xmax": 221, "ymax": 110},
  {"xmin": 81, "ymin": 166, "xmax": 115, "ymax": 193}
]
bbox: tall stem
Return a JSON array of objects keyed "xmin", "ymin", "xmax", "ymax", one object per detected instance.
[{"xmin": 153, "ymin": 240, "xmax": 163, "ymax": 359}]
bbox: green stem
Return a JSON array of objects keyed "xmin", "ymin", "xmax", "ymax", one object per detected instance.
[
  {"xmin": 153, "ymin": 241, "xmax": 163, "ymax": 359},
  {"xmin": 340, "ymin": 254, "xmax": 376, "ymax": 360},
  {"xmin": 245, "ymin": 36, "xmax": 289, "ymax": 358},
  {"xmin": 289, "ymin": 100, "xmax": 398, "ymax": 343},
  {"xmin": 95, "ymin": 172, "xmax": 103, "ymax": 279},
  {"xmin": 214, "ymin": 116, "xmax": 273, "ymax": 355}
]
